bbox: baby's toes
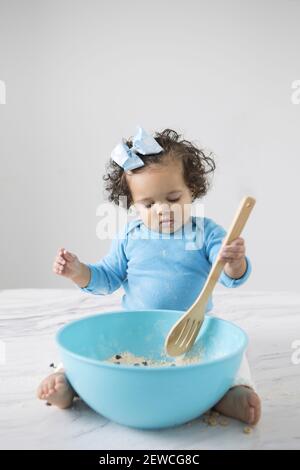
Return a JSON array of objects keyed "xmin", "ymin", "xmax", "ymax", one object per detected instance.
[
  {"xmin": 247, "ymin": 391, "xmax": 261, "ymax": 424},
  {"xmin": 55, "ymin": 373, "xmax": 66, "ymax": 384},
  {"xmin": 47, "ymin": 387, "xmax": 55, "ymax": 397},
  {"xmin": 42, "ymin": 376, "xmax": 55, "ymax": 397},
  {"xmin": 46, "ymin": 376, "xmax": 58, "ymax": 395},
  {"xmin": 37, "ymin": 384, "xmax": 44, "ymax": 399},
  {"xmin": 248, "ymin": 407, "xmax": 255, "ymax": 424},
  {"xmin": 40, "ymin": 383, "xmax": 48, "ymax": 399},
  {"xmin": 54, "ymin": 382, "xmax": 67, "ymax": 394},
  {"xmin": 54, "ymin": 374, "xmax": 67, "ymax": 390},
  {"xmin": 44, "ymin": 380, "xmax": 50, "ymax": 392}
]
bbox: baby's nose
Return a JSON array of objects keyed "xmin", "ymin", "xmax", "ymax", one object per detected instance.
[{"xmin": 155, "ymin": 202, "xmax": 171, "ymax": 216}]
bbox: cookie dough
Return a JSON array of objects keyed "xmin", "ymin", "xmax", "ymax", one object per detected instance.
[{"xmin": 105, "ymin": 350, "xmax": 203, "ymax": 367}]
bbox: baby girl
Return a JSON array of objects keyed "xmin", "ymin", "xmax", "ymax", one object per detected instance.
[{"xmin": 37, "ymin": 126, "xmax": 261, "ymax": 425}]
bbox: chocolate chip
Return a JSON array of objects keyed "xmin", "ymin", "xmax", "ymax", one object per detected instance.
[
  {"xmin": 115, "ymin": 354, "xmax": 122, "ymax": 359},
  {"xmin": 171, "ymin": 363, "xmax": 176, "ymax": 367},
  {"xmin": 49, "ymin": 363, "xmax": 55, "ymax": 368},
  {"xmin": 115, "ymin": 361, "xmax": 121, "ymax": 364},
  {"xmin": 45, "ymin": 402, "xmax": 52, "ymax": 406},
  {"xmin": 134, "ymin": 363, "xmax": 140, "ymax": 366},
  {"xmin": 142, "ymin": 361, "xmax": 148, "ymax": 366}
]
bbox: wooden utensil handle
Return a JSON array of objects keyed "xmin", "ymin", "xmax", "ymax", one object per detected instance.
[{"xmin": 200, "ymin": 196, "xmax": 256, "ymax": 301}]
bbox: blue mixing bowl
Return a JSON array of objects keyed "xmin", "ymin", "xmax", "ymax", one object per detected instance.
[{"xmin": 56, "ymin": 309, "xmax": 248, "ymax": 429}]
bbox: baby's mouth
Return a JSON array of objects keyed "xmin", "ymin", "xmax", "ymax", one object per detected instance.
[
  {"xmin": 160, "ymin": 219, "xmax": 174, "ymax": 225},
  {"xmin": 159, "ymin": 215, "xmax": 175, "ymax": 224}
]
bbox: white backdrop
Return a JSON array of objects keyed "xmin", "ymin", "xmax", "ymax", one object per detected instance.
[{"xmin": 0, "ymin": 0, "xmax": 299, "ymax": 291}]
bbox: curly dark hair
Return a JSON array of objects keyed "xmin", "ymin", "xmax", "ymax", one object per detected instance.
[{"xmin": 103, "ymin": 128, "xmax": 216, "ymax": 209}]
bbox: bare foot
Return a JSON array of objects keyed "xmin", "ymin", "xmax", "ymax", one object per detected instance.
[
  {"xmin": 213, "ymin": 385, "xmax": 261, "ymax": 425},
  {"xmin": 37, "ymin": 371, "xmax": 75, "ymax": 409}
]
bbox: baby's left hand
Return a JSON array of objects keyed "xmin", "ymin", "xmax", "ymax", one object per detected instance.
[{"xmin": 219, "ymin": 237, "xmax": 246, "ymax": 266}]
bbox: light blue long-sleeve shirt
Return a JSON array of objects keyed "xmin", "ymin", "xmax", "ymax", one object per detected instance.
[{"xmin": 79, "ymin": 216, "xmax": 251, "ymax": 312}]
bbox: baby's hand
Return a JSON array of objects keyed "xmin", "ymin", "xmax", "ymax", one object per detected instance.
[
  {"xmin": 219, "ymin": 237, "xmax": 246, "ymax": 266},
  {"xmin": 53, "ymin": 248, "xmax": 82, "ymax": 280},
  {"xmin": 219, "ymin": 237, "xmax": 247, "ymax": 279}
]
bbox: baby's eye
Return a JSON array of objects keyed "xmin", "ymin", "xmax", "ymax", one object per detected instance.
[{"xmin": 145, "ymin": 197, "xmax": 180, "ymax": 209}]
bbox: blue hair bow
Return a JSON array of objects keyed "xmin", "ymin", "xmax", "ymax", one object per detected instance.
[{"xmin": 111, "ymin": 126, "xmax": 164, "ymax": 172}]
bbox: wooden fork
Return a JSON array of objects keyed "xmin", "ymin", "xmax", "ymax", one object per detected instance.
[{"xmin": 164, "ymin": 196, "xmax": 256, "ymax": 357}]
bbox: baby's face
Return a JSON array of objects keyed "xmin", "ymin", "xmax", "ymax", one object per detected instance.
[{"xmin": 126, "ymin": 158, "xmax": 193, "ymax": 233}]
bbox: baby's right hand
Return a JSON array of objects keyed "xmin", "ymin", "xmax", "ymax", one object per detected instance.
[{"xmin": 53, "ymin": 248, "xmax": 82, "ymax": 280}]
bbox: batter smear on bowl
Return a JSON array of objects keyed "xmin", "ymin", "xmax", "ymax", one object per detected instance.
[{"xmin": 105, "ymin": 351, "xmax": 203, "ymax": 367}]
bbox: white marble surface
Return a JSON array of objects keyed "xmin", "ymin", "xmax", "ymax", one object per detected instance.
[{"xmin": 0, "ymin": 288, "xmax": 299, "ymax": 450}]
